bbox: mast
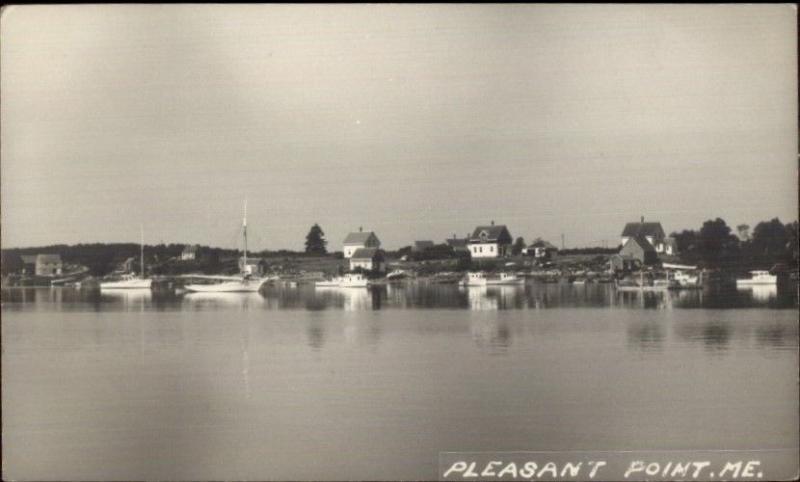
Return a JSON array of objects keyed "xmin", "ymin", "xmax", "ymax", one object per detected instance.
[
  {"xmin": 140, "ymin": 224, "xmax": 145, "ymax": 278},
  {"xmin": 243, "ymin": 200, "xmax": 248, "ymax": 272}
]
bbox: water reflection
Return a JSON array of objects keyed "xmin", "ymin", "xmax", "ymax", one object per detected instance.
[
  {"xmin": 471, "ymin": 317, "xmax": 513, "ymax": 353},
  {"xmin": 674, "ymin": 320, "xmax": 733, "ymax": 352},
  {"xmin": 627, "ymin": 321, "xmax": 665, "ymax": 351},
  {"xmin": 2, "ymin": 280, "xmax": 797, "ymax": 312},
  {"xmin": 738, "ymin": 285, "xmax": 778, "ymax": 302}
]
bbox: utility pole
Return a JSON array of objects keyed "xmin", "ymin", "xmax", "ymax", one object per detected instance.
[{"xmin": 561, "ymin": 233, "xmax": 565, "ymax": 250}]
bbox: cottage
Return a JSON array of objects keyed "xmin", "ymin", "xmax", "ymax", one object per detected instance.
[
  {"xmin": 413, "ymin": 240, "xmax": 435, "ymax": 252},
  {"xmin": 349, "ymin": 248, "xmax": 386, "ymax": 273},
  {"xmin": 239, "ymin": 256, "xmax": 267, "ymax": 276},
  {"xmin": 620, "ymin": 217, "xmax": 670, "ymax": 254},
  {"xmin": 468, "ymin": 222, "xmax": 513, "ymax": 258},
  {"xmin": 181, "ymin": 244, "xmax": 200, "ymax": 261},
  {"xmin": 34, "ymin": 254, "xmax": 63, "ymax": 276},
  {"xmin": 343, "ymin": 228, "xmax": 381, "ymax": 258},
  {"xmin": 524, "ymin": 239, "xmax": 559, "ymax": 259},
  {"xmin": 619, "ymin": 235, "xmax": 658, "ymax": 265}
]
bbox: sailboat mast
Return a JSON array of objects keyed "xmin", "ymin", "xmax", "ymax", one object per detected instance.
[
  {"xmin": 140, "ymin": 224, "xmax": 145, "ymax": 278},
  {"xmin": 243, "ymin": 200, "xmax": 248, "ymax": 271}
]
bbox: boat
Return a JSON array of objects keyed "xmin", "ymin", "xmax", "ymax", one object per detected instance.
[
  {"xmin": 184, "ymin": 201, "xmax": 270, "ymax": 293},
  {"xmin": 615, "ymin": 270, "xmax": 675, "ymax": 292},
  {"xmin": 386, "ymin": 269, "xmax": 409, "ymax": 281},
  {"xmin": 459, "ymin": 272, "xmax": 524, "ymax": 287},
  {"xmin": 101, "ymin": 225, "xmax": 152, "ymax": 290},
  {"xmin": 315, "ymin": 273, "xmax": 369, "ymax": 288},
  {"xmin": 736, "ymin": 270, "xmax": 777, "ymax": 286}
]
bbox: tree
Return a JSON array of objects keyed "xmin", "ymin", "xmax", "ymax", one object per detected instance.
[
  {"xmin": 512, "ymin": 237, "xmax": 526, "ymax": 255},
  {"xmin": 698, "ymin": 218, "xmax": 739, "ymax": 267},
  {"xmin": 304, "ymin": 224, "xmax": 327, "ymax": 255}
]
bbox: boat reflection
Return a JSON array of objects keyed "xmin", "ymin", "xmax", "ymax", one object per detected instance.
[
  {"xmin": 182, "ymin": 291, "xmax": 265, "ymax": 310},
  {"xmin": 738, "ymin": 285, "xmax": 778, "ymax": 302}
]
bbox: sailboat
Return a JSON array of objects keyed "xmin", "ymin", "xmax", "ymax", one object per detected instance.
[
  {"xmin": 184, "ymin": 201, "xmax": 272, "ymax": 293},
  {"xmin": 100, "ymin": 225, "xmax": 153, "ymax": 290}
]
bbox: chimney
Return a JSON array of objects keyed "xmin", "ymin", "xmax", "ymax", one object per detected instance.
[
  {"xmin": 359, "ymin": 226, "xmax": 363, "ymax": 232},
  {"xmin": 491, "ymin": 220, "xmax": 495, "ymax": 226},
  {"xmin": 641, "ymin": 216, "xmax": 644, "ymax": 224}
]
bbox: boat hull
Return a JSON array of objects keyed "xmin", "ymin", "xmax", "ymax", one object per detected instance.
[
  {"xmin": 100, "ymin": 279, "xmax": 152, "ymax": 290},
  {"xmin": 185, "ymin": 280, "xmax": 264, "ymax": 292}
]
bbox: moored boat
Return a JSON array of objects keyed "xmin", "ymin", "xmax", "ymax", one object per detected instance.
[{"xmin": 736, "ymin": 270, "xmax": 777, "ymax": 286}]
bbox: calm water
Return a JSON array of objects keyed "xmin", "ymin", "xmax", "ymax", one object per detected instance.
[{"xmin": 2, "ymin": 283, "xmax": 798, "ymax": 480}]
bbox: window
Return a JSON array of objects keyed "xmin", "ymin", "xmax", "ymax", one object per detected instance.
[{"xmin": 490, "ymin": 245, "xmax": 494, "ymax": 252}]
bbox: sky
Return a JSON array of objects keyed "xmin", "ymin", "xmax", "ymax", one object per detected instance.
[{"xmin": 1, "ymin": 4, "xmax": 797, "ymax": 251}]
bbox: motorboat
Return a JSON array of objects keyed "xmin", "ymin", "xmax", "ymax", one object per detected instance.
[
  {"xmin": 459, "ymin": 272, "xmax": 524, "ymax": 287},
  {"xmin": 736, "ymin": 270, "xmax": 777, "ymax": 286}
]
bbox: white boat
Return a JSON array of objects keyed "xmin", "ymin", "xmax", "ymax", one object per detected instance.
[
  {"xmin": 101, "ymin": 225, "xmax": 152, "ymax": 290},
  {"xmin": 315, "ymin": 273, "xmax": 369, "ymax": 288},
  {"xmin": 459, "ymin": 272, "xmax": 524, "ymax": 287},
  {"xmin": 736, "ymin": 270, "xmax": 777, "ymax": 286},
  {"xmin": 386, "ymin": 269, "xmax": 409, "ymax": 281},
  {"xmin": 459, "ymin": 272, "xmax": 488, "ymax": 287},
  {"xmin": 487, "ymin": 272, "xmax": 524, "ymax": 285},
  {"xmin": 184, "ymin": 201, "xmax": 271, "ymax": 293},
  {"xmin": 185, "ymin": 276, "xmax": 268, "ymax": 293}
]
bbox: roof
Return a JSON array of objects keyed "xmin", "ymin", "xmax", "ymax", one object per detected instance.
[
  {"xmin": 183, "ymin": 244, "xmax": 199, "ymax": 253},
  {"xmin": 623, "ymin": 235, "xmax": 656, "ymax": 252},
  {"xmin": 343, "ymin": 231, "xmax": 378, "ymax": 245},
  {"xmin": 621, "ymin": 222, "xmax": 665, "ymax": 238},
  {"xmin": 469, "ymin": 225, "xmax": 512, "ymax": 243},
  {"xmin": 351, "ymin": 248, "xmax": 384, "ymax": 260},
  {"xmin": 36, "ymin": 254, "xmax": 62, "ymax": 263},
  {"xmin": 414, "ymin": 240, "xmax": 435, "ymax": 248}
]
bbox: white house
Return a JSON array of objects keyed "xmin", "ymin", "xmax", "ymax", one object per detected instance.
[
  {"xmin": 349, "ymin": 248, "xmax": 386, "ymax": 273},
  {"xmin": 467, "ymin": 223, "xmax": 513, "ymax": 258},
  {"xmin": 342, "ymin": 229, "xmax": 381, "ymax": 258}
]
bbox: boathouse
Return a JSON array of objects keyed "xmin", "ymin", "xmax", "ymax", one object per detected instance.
[
  {"xmin": 349, "ymin": 248, "xmax": 386, "ymax": 273},
  {"xmin": 619, "ymin": 235, "xmax": 658, "ymax": 265}
]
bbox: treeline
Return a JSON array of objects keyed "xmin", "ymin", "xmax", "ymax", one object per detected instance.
[{"xmin": 672, "ymin": 217, "xmax": 798, "ymax": 270}]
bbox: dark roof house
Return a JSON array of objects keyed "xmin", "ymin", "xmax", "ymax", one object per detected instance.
[
  {"xmin": 468, "ymin": 224, "xmax": 513, "ymax": 245},
  {"xmin": 343, "ymin": 231, "xmax": 380, "ymax": 246},
  {"xmin": 621, "ymin": 220, "xmax": 666, "ymax": 240}
]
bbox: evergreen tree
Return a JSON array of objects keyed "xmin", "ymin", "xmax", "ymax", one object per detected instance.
[{"xmin": 304, "ymin": 223, "xmax": 328, "ymax": 255}]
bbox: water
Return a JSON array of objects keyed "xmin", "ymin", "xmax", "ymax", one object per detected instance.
[{"xmin": 2, "ymin": 283, "xmax": 798, "ymax": 480}]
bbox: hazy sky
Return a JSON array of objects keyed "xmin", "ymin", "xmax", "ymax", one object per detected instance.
[{"xmin": 1, "ymin": 4, "xmax": 797, "ymax": 250}]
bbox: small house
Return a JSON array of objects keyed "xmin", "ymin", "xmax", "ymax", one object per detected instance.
[
  {"xmin": 343, "ymin": 228, "xmax": 381, "ymax": 258},
  {"xmin": 524, "ymin": 239, "xmax": 559, "ymax": 259},
  {"xmin": 621, "ymin": 217, "xmax": 669, "ymax": 254},
  {"xmin": 609, "ymin": 254, "xmax": 640, "ymax": 273},
  {"xmin": 34, "ymin": 254, "xmax": 63, "ymax": 276},
  {"xmin": 467, "ymin": 222, "xmax": 513, "ymax": 258},
  {"xmin": 349, "ymin": 248, "xmax": 386, "ymax": 273},
  {"xmin": 619, "ymin": 235, "xmax": 658, "ymax": 265}
]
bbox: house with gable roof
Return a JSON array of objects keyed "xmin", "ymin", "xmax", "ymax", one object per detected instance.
[
  {"xmin": 467, "ymin": 222, "xmax": 513, "ymax": 258},
  {"xmin": 342, "ymin": 227, "xmax": 381, "ymax": 258}
]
